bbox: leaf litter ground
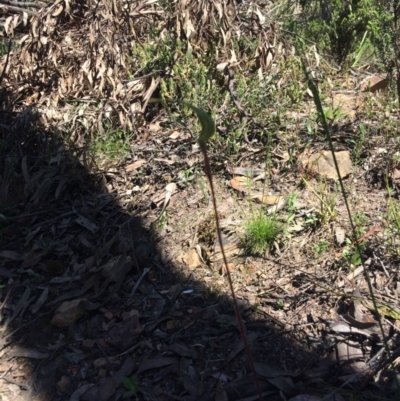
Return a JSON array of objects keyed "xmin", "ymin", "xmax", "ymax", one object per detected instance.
[
  {"xmin": 1, "ymin": 98, "xmax": 400, "ymax": 401},
  {"xmin": 1, "ymin": 1, "xmax": 400, "ymax": 400}
]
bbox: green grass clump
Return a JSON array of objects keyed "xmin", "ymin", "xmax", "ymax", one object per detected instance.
[
  {"xmin": 243, "ymin": 212, "xmax": 284, "ymax": 255},
  {"xmin": 92, "ymin": 130, "xmax": 131, "ymax": 165}
]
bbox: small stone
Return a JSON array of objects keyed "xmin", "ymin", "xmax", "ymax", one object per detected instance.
[
  {"xmin": 93, "ymin": 357, "xmax": 109, "ymax": 369},
  {"xmin": 51, "ymin": 299, "xmax": 87, "ymax": 328},
  {"xmin": 56, "ymin": 375, "xmax": 71, "ymax": 393},
  {"xmin": 186, "ymin": 248, "xmax": 202, "ymax": 269},
  {"xmin": 335, "ymin": 227, "xmax": 346, "ymax": 246},
  {"xmin": 104, "ymin": 315, "xmax": 143, "ymax": 349}
]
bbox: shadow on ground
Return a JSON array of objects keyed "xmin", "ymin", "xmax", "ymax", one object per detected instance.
[{"xmin": 0, "ymin": 104, "xmax": 388, "ymax": 401}]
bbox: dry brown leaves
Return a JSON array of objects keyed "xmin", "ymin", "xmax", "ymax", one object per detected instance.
[
  {"xmin": 175, "ymin": 0, "xmax": 284, "ymax": 73},
  {"xmin": 2, "ymin": 0, "xmax": 286, "ymax": 137},
  {"xmin": 3, "ymin": 0, "xmax": 162, "ymax": 134}
]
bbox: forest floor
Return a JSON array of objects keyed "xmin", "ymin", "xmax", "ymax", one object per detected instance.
[{"xmin": 1, "ymin": 1, "xmax": 400, "ymax": 401}]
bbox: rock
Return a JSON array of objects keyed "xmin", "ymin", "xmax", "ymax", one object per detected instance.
[
  {"xmin": 56, "ymin": 375, "xmax": 71, "ymax": 393},
  {"xmin": 335, "ymin": 226, "xmax": 346, "ymax": 246},
  {"xmin": 331, "ymin": 92, "xmax": 361, "ymax": 119},
  {"xmin": 186, "ymin": 248, "xmax": 202, "ymax": 269},
  {"xmin": 299, "ymin": 150, "xmax": 353, "ymax": 180},
  {"xmin": 104, "ymin": 315, "xmax": 143, "ymax": 349},
  {"xmin": 359, "ymin": 74, "xmax": 388, "ymax": 93},
  {"xmin": 51, "ymin": 298, "xmax": 87, "ymax": 328}
]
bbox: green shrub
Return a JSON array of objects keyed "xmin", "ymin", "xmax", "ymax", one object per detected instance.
[{"xmin": 293, "ymin": 0, "xmax": 374, "ymax": 64}]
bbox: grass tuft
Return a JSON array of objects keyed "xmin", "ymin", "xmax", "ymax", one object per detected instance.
[
  {"xmin": 243, "ymin": 211, "xmax": 284, "ymax": 255},
  {"xmin": 91, "ymin": 130, "xmax": 131, "ymax": 166}
]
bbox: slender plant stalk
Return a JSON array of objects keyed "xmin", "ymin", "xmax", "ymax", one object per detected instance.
[
  {"xmin": 300, "ymin": 57, "xmax": 387, "ymax": 336},
  {"xmin": 186, "ymin": 103, "xmax": 263, "ymax": 401},
  {"xmin": 297, "ymin": 50, "xmax": 400, "ymax": 398}
]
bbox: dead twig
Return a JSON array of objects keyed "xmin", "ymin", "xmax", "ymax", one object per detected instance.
[
  {"xmin": 0, "ymin": 375, "xmax": 29, "ymax": 390},
  {"xmin": 226, "ymin": 67, "xmax": 251, "ymax": 119},
  {"xmin": 0, "ymin": 1, "xmax": 44, "ymax": 8},
  {"xmin": 129, "ymin": 267, "xmax": 150, "ymax": 299},
  {"xmin": 0, "ymin": 4, "xmax": 38, "ymax": 15}
]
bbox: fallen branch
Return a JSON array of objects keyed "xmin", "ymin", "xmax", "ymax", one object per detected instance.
[
  {"xmin": 0, "ymin": 4, "xmax": 39, "ymax": 16},
  {"xmin": 0, "ymin": 0, "xmax": 44, "ymax": 8}
]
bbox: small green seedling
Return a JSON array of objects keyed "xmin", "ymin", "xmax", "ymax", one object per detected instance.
[
  {"xmin": 314, "ymin": 240, "xmax": 329, "ymax": 258},
  {"xmin": 287, "ymin": 193, "xmax": 298, "ymax": 212},
  {"xmin": 322, "ymin": 104, "xmax": 346, "ymax": 124},
  {"xmin": 92, "ymin": 129, "xmax": 131, "ymax": 165},
  {"xmin": 179, "ymin": 166, "xmax": 195, "ymax": 183},
  {"xmin": 287, "ymin": 193, "xmax": 298, "ymax": 223},
  {"xmin": 342, "ymin": 239, "xmax": 363, "ymax": 267},
  {"xmin": 302, "ymin": 177, "xmax": 337, "ymax": 225},
  {"xmin": 122, "ymin": 375, "xmax": 138, "ymax": 399}
]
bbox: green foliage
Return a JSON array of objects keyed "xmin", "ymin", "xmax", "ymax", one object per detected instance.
[
  {"xmin": 314, "ymin": 240, "xmax": 328, "ymax": 258},
  {"xmin": 133, "ymin": 37, "xmax": 221, "ymax": 110},
  {"xmin": 286, "ymin": 193, "xmax": 298, "ymax": 224},
  {"xmin": 178, "ymin": 166, "xmax": 195, "ymax": 184},
  {"xmin": 342, "ymin": 211, "xmax": 368, "ymax": 266},
  {"xmin": 278, "ymin": 57, "xmax": 306, "ymax": 104},
  {"xmin": 388, "ymin": 198, "xmax": 400, "ymax": 231},
  {"xmin": 293, "ymin": 0, "xmax": 376, "ymax": 64},
  {"xmin": 295, "ymin": 0, "xmax": 400, "ymax": 99},
  {"xmin": 243, "ymin": 211, "xmax": 284, "ymax": 254},
  {"xmin": 122, "ymin": 375, "xmax": 138, "ymax": 399},
  {"xmin": 217, "ymin": 67, "xmax": 298, "ymax": 155},
  {"xmin": 135, "ymin": 36, "xmax": 305, "ymax": 158},
  {"xmin": 351, "ymin": 30, "xmax": 374, "ymax": 68},
  {"xmin": 92, "ymin": 130, "xmax": 131, "ymax": 164},
  {"xmin": 0, "ymin": 39, "xmax": 10, "ymax": 57},
  {"xmin": 366, "ymin": 1, "xmax": 400, "ymax": 100},
  {"xmin": 322, "ymin": 104, "xmax": 347, "ymax": 124},
  {"xmin": 351, "ymin": 124, "xmax": 367, "ymax": 165},
  {"xmin": 342, "ymin": 238, "xmax": 362, "ymax": 266},
  {"xmin": 134, "ymin": 39, "xmax": 224, "ymax": 142},
  {"xmin": 354, "ymin": 211, "xmax": 368, "ymax": 237},
  {"xmin": 142, "ymin": 42, "xmax": 224, "ymax": 115},
  {"xmin": 131, "ymin": 37, "xmax": 175, "ymax": 75},
  {"xmin": 302, "ymin": 178, "xmax": 337, "ymax": 225},
  {"xmin": 287, "ymin": 193, "xmax": 298, "ymax": 212},
  {"xmin": 184, "ymin": 102, "xmax": 215, "ymax": 152}
]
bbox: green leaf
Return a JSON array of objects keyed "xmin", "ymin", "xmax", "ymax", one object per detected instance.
[
  {"xmin": 122, "ymin": 377, "xmax": 131, "ymax": 388},
  {"xmin": 183, "ymin": 102, "xmax": 215, "ymax": 151}
]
